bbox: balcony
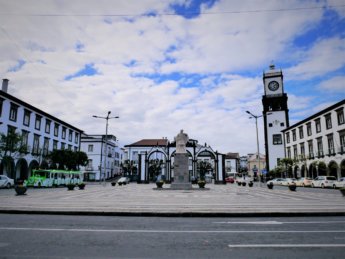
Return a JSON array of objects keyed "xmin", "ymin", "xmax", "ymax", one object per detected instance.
[
  {"xmin": 308, "ymin": 153, "xmax": 314, "ymax": 160},
  {"xmin": 327, "ymin": 148, "xmax": 336, "ymax": 157},
  {"xmin": 339, "ymin": 146, "xmax": 345, "ymax": 154}
]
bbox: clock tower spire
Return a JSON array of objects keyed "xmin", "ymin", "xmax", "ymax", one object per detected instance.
[{"xmin": 262, "ymin": 64, "xmax": 289, "ymax": 172}]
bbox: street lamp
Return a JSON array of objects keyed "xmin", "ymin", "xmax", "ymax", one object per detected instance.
[
  {"xmin": 246, "ymin": 110, "xmax": 263, "ymax": 185},
  {"xmin": 92, "ymin": 111, "xmax": 119, "ymax": 186}
]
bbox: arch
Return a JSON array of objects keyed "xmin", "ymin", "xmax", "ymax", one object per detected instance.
[
  {"xmin": 147, "ymin": 148, "xmax": 168, "ymax": 182},
  {"xmin": 309, "ymin": 163, "xmax": 317, "ymax": 179},
  {"xmin": 40, "ymin": 160, "xmax": 49, "ymax": 169},
  {"xmin": 0, "ymin": 156, "xmax": 15, "ymax": 179},
  {"xmin": 15, "ymin": 158, "xmax": 29, "ymax": 180},
  {"xmin": 341, "ymin": 160, "xmax": 345, "ymax": 178},
  {"xmin": 318, "ymin": 161, "xmax": 327, "ymax": 176},
  {"xmin": 28, "ymin": 160, "xmax": 39, "ymax": 178},
  {"xmin": 328, "ymin": 161, "xmax": 338, "ymax": 178},
  {"xmin": 301, "ymin": 165, "xmax": 306, "ymax": 178},
  {"xmin": 196, "ymin": 147, "xmax": 216, "ymax": 160},
  {"xmin": 293, "ymin": 165, "xmax": 299, "ymax": 178}
]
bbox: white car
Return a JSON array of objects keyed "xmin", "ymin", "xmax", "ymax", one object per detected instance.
[
  {"xmin": 117, "ymin": 177, "xmax": 130, "ymax": 185},
  {"xmin": 282, "ymin": 178, "xmax": 297, "ymax": 186},
  {"xmin": 311, "ymin": 176, "xmax": 337, "ymax": 189},
  {"xmin": 335, "ymin": 177, "xmax": 345, "ymax": 189},
  {"xmin": 295, "ymin": 177, "xmax": 313, "ymax": 187},
  {"xmin": 0, "ymin": 175, "xmax": 14, "ymax": 188},
  {"xmin": 267, "ymin": 178, "xmax": 287, "ymax": 186}
]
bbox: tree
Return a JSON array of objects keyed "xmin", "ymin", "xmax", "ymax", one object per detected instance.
[
  {"xmin": 197, "ymin": 160, "xmax": 212, "ymax": 180},
  {"xmin": 49, "ymin": 149, "xmax": 88, "ymax": 170},
  {"xmin": 0, "ymin": 131, "xmax": 27, "ymax": 176}
]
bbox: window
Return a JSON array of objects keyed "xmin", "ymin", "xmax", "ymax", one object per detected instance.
[
  {"xmin": 9, "ymin": 103, "xmax": 18, "ymax": 121},
  {"xmin": 286, "ymin": 132, "xmax": 290, "ymax": 143},
  {"xmin": 327, "ymin": 134, "xmax": 334, "ymax": 155},
  {"xmin": 324, "ymin": 113, "xmax": 332, "ymax": 129},
  {"xmin": 88, "ymin": 145, "xmax": 94, "ymax": 152},
  {"xmin": 292, "ymin": 129, "xmax": 296, "ymax": 141},
  {"xmin": 300, "ymin": 143, "xmax": 305, "ymax": 159},
  {"xmin": 21, "ymin": 130, "xmax": 29, "ymax": 150},
  {"xmin": 317, "ymin": 137, "xmax": 323, "ymax": 157},
  {"xmin": 315, "ymin": 118, "xmax": 321, "ymax": 133},
  {"xmin": 273, "ymin": 134, "xmax": 282, "ymax": 145},
  {"xmin": 53, "ymin": 140, "xmax": 58, "ymax": 150},
  {"xmin": 308, "ymin": 140, "xmax": 314, "ymax": 159},
  {"xmin": 62, "ymin": 127, "xmax": 66, "ymax": 139},
  {"xmin": 293, "ymin": 145, "xmax": 298, "ymax": 158},
  {"xmin": 340, "ymin": 131, "xmax": 345, "ymax": 153},
  {"xmin": 336, "ymin": 108, "xmax": 344, "ymax": 125},
  {"xmin": 68, "ymin": 130, "xmax": 73, "ymax": 142},
  {"xmin": 306, "ymin": 122, "xmax": 312, "ymax": 136},
  {"xmin": 43, "ymin": 138, "xmax": 49, "ymax": 156},
  {"xmin": 268, "ymin": 123, "xmax": 273, "ymax": 127},
  {"xmin": 23, "ymin": 109, "xmax": 31, "ymax": 126},
  {"xmin": 68, "ymin": 144, "xmax": 72, "ymax": 150},
  {"xmin": 287, "ymin": 147, "xmax": 291, "ymax": 159},
  {"xmin": 32, "ymin": 134, "xmax": 40, "ymax": 155},
  {"xmin": 45, "ymin": 119, "xmax": 51, "ymax": 134},
  {"xmin": 61, "ymin": 143, "xmax": 65, "ymax": 149},
  {"xmin": 54, "ymin": 123, "xmax": 59, "ymax": 137},
  {"xmin": 280, "ymin": 122, "xmax": 285, "ymax": 127},
  {"xmin": 35, "ymin": 115, "xmax": 42, "ymax": 130},
  {"xmin": 298, "ymin": 126, "xmax": 304, "ymax": 139},
  {"xmin": 75, "ymin": 133, "xmax": 79, "ymax": 144},
  {"xmin": 0, "ymin": 98, "xmax": 4, "ymax": 117}
]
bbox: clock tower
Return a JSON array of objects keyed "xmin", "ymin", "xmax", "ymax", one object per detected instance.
[{"xmin": 262, "ymin": 64, "xmax": 289, "ymax": 172}]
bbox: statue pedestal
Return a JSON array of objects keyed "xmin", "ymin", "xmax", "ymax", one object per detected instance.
[{"xmin": 170, "ymin": 153, "xmax": 192, "ymax": 190}]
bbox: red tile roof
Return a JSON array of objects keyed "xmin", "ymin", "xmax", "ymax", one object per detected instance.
[{"xmin": 125, "ymin": 139, "xmax": 168, "ymax": 147}]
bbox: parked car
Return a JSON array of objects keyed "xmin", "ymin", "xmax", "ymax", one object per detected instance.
[
  {"xmin": 335, "ymin": 177, "xmax": 345, "ymax": 189},
  {"xmin": 225, "ymin": 177, "xmax": 235, "ymax": 184},
  {"xmin": 117, "ymin": 177, "xmax": 130, "ymax": 185},
  {"xmin": 282, "ymin": 178, "xmax": 297, "ymax": 186},
  {"xmin": 0, "ymin": 175, "xmax": 14, "ymax": 188},
  {"xmin": 295, "ymin": 177, "xmax": 313, "ymax": 187},
  {"xmin": 266, "ymin": 178, "xmax": 287, "ymax": 186},
  {"xmin": 311, "ymin": 176, "xmax": 337, "ymax": 189}
]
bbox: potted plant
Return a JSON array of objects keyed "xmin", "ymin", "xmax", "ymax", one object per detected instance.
[
  {"xmin": 15, "ymin": 180, "xmax": 27, "ymax": 195},
  {"xmin": 241, "ymin": 182, "xmax": 247, "ymax": 186},
  {"xmin": 237, "ymin": 181, "xmax": 241, "ymax": 186},
  {"xmin": 66, "ymin": 183, "xmax": 75, "ymax": 191},
  {"xmin": 156, "ymin": 180, "xmax": 164, "ymax": 188},
  {"xmin": 78, "ymin": 182, "xmax": 85, "ymax": 190},
  {"xmin": 339, "ymin": 187, "xmax": 345, "ymax": 197},
  {"xmin": 111, "ymin": 182, "xmax": 116, "ymax": 187},
  {"xmin": 288, "ymin": 182, "xmax": 297, "ymax": 191},
  {"xmin": 197, "ymin": 180, "xmax": 206, "ymax": 188},
  {"xmin": 248, "ymin": 181, "xmax": 253, "ymax": 187},
  {"xmin": 267, "ymin": 182, "xmax": 274, "ymax": 189}
]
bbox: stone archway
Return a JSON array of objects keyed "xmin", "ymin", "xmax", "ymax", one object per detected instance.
[
  {"xmin": 147, "ymin": 150, "xmax": 168, "ymax": 182},
  {"xmin": 341, "ymin": 160, "xmax": 345, "ymax": 178},
  {"xmin": 318, "ymin": 161, "xmax": 327, "ymax": 176},
  {"xmin": 15, "ymin": 158, "xmax": 29, "ymax": 180},
  {"xmin": 195, "ymin": 149, "xmax": 217, "ymax": 182},
  {"xmin": 293, "ymin": 165, "xmax": 299, "ymax": 178},
  {"xmin": 0, "ymin": 156, "xmax": 15, "ymax": 179},
  {"xmin": 28, "ymin": 160, "xmax": 39, "ymax": 178},
  {"xmin": 40, "ymin": 160, "xmax": 49, "ymax": 169},
  {"xmin": 328, "ymin": 161, "xmax": 338, "ymax": 178},
  {"xmin": 309, "ymin": 163, "xmax": 317, "ymax": 179},
  {"xmin": 301, "ymin": 165, "xmax": 306, "ymax": 178}
]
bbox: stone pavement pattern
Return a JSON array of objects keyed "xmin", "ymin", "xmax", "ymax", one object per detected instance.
[{"xmin": 0, "ymin": 183, "xmax": 344, "ymax": 216}]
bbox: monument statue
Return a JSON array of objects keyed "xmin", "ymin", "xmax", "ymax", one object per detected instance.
[{"xmin": 175, "ymin": 130, "xmax": 189, "ymax": 154}]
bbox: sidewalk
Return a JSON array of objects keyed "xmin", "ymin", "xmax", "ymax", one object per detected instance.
[{"xmin": 1, "ymin": 183, "xmax": 344, "ymax": 216}]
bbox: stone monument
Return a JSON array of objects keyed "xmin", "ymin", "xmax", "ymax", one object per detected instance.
[{"xmin": 170, "ymin": 130, "xmax": 193, "ymax": 190}]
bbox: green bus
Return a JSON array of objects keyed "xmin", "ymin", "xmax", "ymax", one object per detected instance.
[{"xmin": 25, "ymin": 169, "xmax": 83, "ymax": 187}]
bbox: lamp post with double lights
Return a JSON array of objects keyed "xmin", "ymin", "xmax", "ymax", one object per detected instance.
[
  {"xmin": 92, "ymin": 111, "xmax": 119, "ymax": 186},
  {"xmin": 246, "ymin": 110, "xmax": 263, "ymax": 185}
]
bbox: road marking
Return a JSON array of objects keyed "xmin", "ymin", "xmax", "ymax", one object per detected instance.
[
  {"xmin": 228, "ymin": 244, "xmax": 345, "ymax": 248},
  {"xmin": 214, "ymin": 220, "xmax": 345, "ymax": 224},
  {"xmin": 1, "ymin": 227, "xmax": 345, "ymax": 233}
]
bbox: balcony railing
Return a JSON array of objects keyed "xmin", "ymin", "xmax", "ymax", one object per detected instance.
[
  {"xmin": 327, "ymin": 148, "xmax": 336, "ymax": 156},
  {"xmin": 339, "ymin": 146, "xmax": 345, "ymax": 154},
  {"xmin": 317, "ymin": 150, "xmax": 324, "ymax": 158},
  {"xmin": 308, "ymin": 153, "xmax": 314, "ymax": 160}
]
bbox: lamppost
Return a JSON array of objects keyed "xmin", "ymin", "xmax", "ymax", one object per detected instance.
[
  {"xmin": 92, "ymin": 111, "xmax": 119, "ymax": 186},
  {"xmin": 246, "ymin": 110, "xmax": 262, "ymax": 185}
]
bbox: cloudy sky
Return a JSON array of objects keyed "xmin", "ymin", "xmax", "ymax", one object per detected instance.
[{"xmin": 0, "ymin": 0, "xmax": 344, "ymax": 155}]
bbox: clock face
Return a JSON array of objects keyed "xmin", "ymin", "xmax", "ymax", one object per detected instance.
[{"xmin": 268, "ymin": 80, "xmax": 279, "ymax": 91}]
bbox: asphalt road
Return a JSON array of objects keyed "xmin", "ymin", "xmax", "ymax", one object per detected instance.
[{"xmin": 0, "ymin": 214, "xmax": 345, "ymax": 258}]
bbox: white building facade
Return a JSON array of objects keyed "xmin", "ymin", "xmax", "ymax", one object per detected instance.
[
  {"xmin": 282, "ymin": 99, "xmax": 345, "ymax": 179},
  {"xmin": 0, "ymin": 79, "xmax": 83, "ymax": 180},
  {"xmin": 80, "ymin": 134, "xmax": 123, "ymax": 181}
]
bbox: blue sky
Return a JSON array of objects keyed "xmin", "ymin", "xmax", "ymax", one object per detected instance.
[{"xmin": 0, "ymin": 0, "xmax": 344, "ymax": 155}]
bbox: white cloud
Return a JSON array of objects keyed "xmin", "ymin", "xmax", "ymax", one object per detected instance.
[{"xmin": 318, "ymin": 76, "xmax": 345, "ymax": 92}]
